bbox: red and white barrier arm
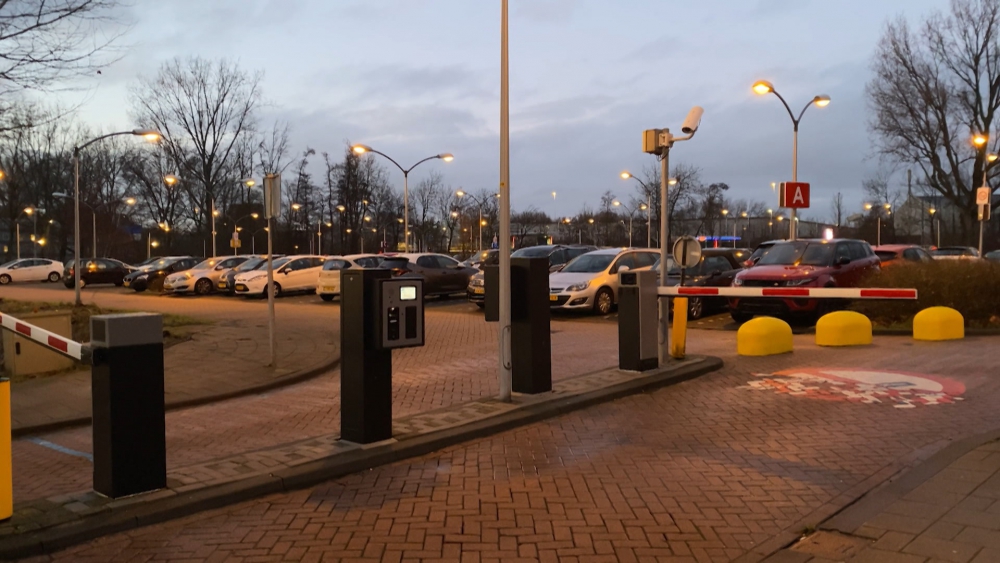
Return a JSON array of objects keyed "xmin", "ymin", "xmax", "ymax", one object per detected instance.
[
  {"xmin": 657, "ymin": 286, "xmax": 918, "ymax": 300},
  {"xmin": 0, "ymin": 312, "xmax": 85, "ymax": 361}
]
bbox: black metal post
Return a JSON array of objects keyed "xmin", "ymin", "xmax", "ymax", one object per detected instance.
[{"xmin": 510, "ymin": 257, "xmax": 552, "ymax": 393}]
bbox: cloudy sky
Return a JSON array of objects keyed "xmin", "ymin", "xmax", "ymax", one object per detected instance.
[{"xmin": 55, "ymin": 0, "xmax": 947, "ymax": 221}]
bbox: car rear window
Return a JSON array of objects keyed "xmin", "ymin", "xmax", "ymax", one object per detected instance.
[
  {"xmin": 875, "ymin": 251, "xmax": 898, "ymax": 262},
  {"xmin": 323, "ymin": 259, "xmax": 350, "ymax": 271}
]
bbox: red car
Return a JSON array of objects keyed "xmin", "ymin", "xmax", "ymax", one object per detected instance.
[
  {"xmin": 729, "ymin": 239, "xmax": 881, "ymax": 323},
  {"xmin": 872, "ymin": 244, "xmax": 934, "ymax": 268}
]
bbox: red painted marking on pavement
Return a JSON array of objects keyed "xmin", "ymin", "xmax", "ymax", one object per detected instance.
[
  {"xmin": 15, "ymin": 322, "xmax": 30, "ymax": 336},
  {"xmin": 860, "ymin": 289, "xmax": 917, "ymax": 299},
  {"xmin": 47, "ymin": 336, "xmax": 69, "ymax": 353},
  {"xmin": 677, "ymin": 287, "xmax": 719, "ymax": 295},
  {"xmin": 761, "ymin": 288, "xmax": 811, "ymax": 297}
]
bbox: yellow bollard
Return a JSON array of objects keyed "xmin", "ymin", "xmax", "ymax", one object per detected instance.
[
  {"xmin": 815, "ymin": 311, "xmax": 873, "ymax": 347},
  {"xmin": 0, "ymin": 378, "xmax": 11, "ymax": 521},
  {"xmin": 671, "ymin": 297, "xmax": 688, "ymax": 359},
  {"xmin": 737, "ymin": 317, "xmax": 793, "ymax": 356},
  {"xmin": 913, "ymin": 306, "xmax": 964, "ymax": 341}
]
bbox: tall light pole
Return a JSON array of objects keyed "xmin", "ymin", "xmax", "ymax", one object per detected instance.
[
  {"xmin": 612, "ymin": 200, "xmax": 647, "ymax": 247},
  {"xmin": 72, "ymin": 129, "xmax": 162, "ymax": 305},
  {"xmin": 929, "ymin": 207, "xmax": 939, "ymax": 247},
  {"xmin": 351, "ymin": 145, "xmax": 453, "ymax": 252},
  {"xmin": 752, "ymin": 80, "xmax": 830, "ymax": 241},
  {"xmin": 13, "ymin": 206, "xmax": 35, "ymax": 260},
  {"xmin": 620, "ymin": 171, "xmax": 655, "ymax": 247},
  {"xmin": 456, "ymin": 189, "xmax": 493, "ymax": 251},
  {"xmin": 498, "ymin": 0, "xmax": 512, "ymax": 402},
  {"xmin": 972, "ymin": 135, "xmax": 996, "ymax": 257},
  {"xmin": 864, "ymin": 202, "xmax": 892, "ymax": 246},
  {"xmin": 721, "ymin": 209, "xmax": 729, "ymax": 246}
]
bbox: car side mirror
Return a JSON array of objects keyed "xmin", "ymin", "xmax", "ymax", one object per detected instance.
[
  {"xmin": 710, "ymin": 269, "xmax": 723, "ymax": 277},
  {"xmin": 836, "ymin": 257, "xmax": 851, "ymax": 267},
  {"xmin": 617, "ymin": 265, "xmax": 630, "ymax": 273}
]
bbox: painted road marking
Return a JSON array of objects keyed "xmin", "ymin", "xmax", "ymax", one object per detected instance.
[
  {"xmin": 26, "ymin": 438, "xmax": 93, "ymax": 462},
  {"xmin": 741, "ymin": 368, "xmax": 965, "ymax": 408}
]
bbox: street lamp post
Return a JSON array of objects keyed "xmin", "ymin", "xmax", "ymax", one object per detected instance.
[
  {"xmin": 72, "ymin": 129, "xmax": 162, "ymax": 305},
  {"xmin": 612, "ymin": 200, "xmax": 647, "ymax": 247},
  {"xmin": 721, "ymin": 209, "xmax": 729, "ymax": 245},
  {"xmin": 741, "ymin": 211, "xmax": 749, "ymax": 247},
  {"xmin": 456, "ymin": 189, "xmax": 491, "ymax": 251},
  {"xmin": 929, "ymin": 208, "xmax": 940, "ymax": 247},
  {"xmin": 864, "ymin": 202, "xmax": 892, "ymax": 246},
  {"xmin": 351, "ymin": 144, "xmax": 453, "ymax": 252},
  {"xmin": 13, "ymin": 206, "xmax": 35, "ymax": 260},
  {"xmin": 620, "ymin": 171, "xmax": 655, "ymax": 247},
  {"xmin": 752, "ymin": 80, "xmax": 830, "ymax": 241}
]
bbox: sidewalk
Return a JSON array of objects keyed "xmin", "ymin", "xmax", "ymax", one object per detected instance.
[{"xmin": 768, "ymin": 433, "xmax": 1000, "ymax": 563}]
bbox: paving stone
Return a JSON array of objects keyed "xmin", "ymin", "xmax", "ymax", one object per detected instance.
[{"xmin": 902, "ymin": 536, "xmax": 980, "ymax": 563}]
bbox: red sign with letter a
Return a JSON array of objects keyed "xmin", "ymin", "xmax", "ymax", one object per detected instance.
[{"xmin": 779, "ymin": 182, "xmax": 810, "ymax": 209}]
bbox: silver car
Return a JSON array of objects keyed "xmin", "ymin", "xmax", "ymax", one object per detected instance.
[
  {"xmin": 547, "ymin": 248, "xmax": 660, "ymax": 314},
  {"xmin": 163, "ymin": 256, "xmax": 249, "ymax": 295}
]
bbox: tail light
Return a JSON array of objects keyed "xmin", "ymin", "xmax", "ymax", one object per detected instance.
[{"xmin": 391, "ymin": 268, "xmax": 408, "ymax": 277}]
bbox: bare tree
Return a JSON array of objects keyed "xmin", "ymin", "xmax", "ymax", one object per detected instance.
[
  {"xmin": 129, "ymin": 57, "xmax": 262, "ymax": 235},
  {"xmin": 867, "ymin": 0, "xmax": 1000, "ymax": 241},
  {"xmin": 830, "ymin": 192, "xmax": 845, "ymax": 227}
]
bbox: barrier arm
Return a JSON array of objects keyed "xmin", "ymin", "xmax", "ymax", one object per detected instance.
[{"xmin": 657, "ymin": 287, "xmax": 918, "ymax": 300}]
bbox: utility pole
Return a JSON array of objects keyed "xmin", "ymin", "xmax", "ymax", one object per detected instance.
[{"xmin": 498, "ymin": 0, "xmax": 512, "ymax": 402}]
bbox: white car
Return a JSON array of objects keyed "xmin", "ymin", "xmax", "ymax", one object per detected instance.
[
  {"xmin": 0, "ymin": 258, "xmax": 64, "ymax": 285},
  {"xmin": 163, "ymin": 256, "xmax": 250, "ymax": 295},
  {"xmin": 547, "ymin": 248, "xmax": 660, "ymax": 315},
  {"xmin": 234, "ymin": 255, "xmax": 325, "ymax": 297},
  {"xmin": 317, "ymin": 254, "xmax": 384, "ymax": 302}
]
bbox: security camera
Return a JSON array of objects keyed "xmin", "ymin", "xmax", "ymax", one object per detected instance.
[{"xmin": 681, "ymin": 106, "xmax": 704, "ymax": 135}]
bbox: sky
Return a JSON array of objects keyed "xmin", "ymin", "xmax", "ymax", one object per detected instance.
[{"xmin": 50, "ymin": 0, "xmax": 949, "ymax": 222}]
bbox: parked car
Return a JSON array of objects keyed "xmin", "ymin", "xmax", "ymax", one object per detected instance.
[
  {"xmin": 745, "ymin": 241, "xmax": 783, "ymax": 267},
  {"xmin": 548, "ymin": 248, "xmax": 659, "ymax": 314},
  {"xmin": 378, "ymin": 253, "xmax": 477, "ymax": 296},
  {"xmin": 317, "ymin": 254, "xmax": 383, "ymax": 301},
  {"xmin": 873, "ymin": 245, "xmax": 934, "ymax": 267},
  {"xmin": 0, "ymin": 258, "xmax": 63, "ymax": 285},
  {"xmin": 511, "ymin": 244, "xmax": 598, "ymax": 272},
  {"xmin": 931, "ymin": 246, "xmax": 980, "ymax": 259},
  {"xmin": 660, "ymin": 248, "xmax": 747, "ymax": 320},
  {"xmin": 233, "ymin": 255, "xmax": 325, "ymax": 297},
  {"xmin": 729, "ymin": 239, "xmax": 880, "ymax": 323},
  {"xmin": 986, "ymin": 249, "xmax": 1000, "ymax": 262},
  {"xmin": 460, "ymin": 249, "xmax": 499, "ymax": 269},
  {"xmin": 216, "ymin": 255, "xmax": 283, "ymax": 294},
  {"xmin": 132, "ymin": 256, "xmax": 165, "ymax": 268},
  {"xmin": 122, "ymin": 256, "xmax": 201, "ymax": 292},
  {"xmin": 163, "ymin": 256, "xmax": 249, "ymax": 295},
  {"xmin": 62, "ymin": 258, "xmax": 134, "ymax": 288}
]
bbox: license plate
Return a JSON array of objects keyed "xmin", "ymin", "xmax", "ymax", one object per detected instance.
[
  {"xmin": 549, "ymin": 294, "xmax": 558, "ymax": 302},
  {"xmin": 322, "ymin": 286, "xmax": 336, "ymax": 293},
  {"xmin": 473, "ymin": 287, "xmax": 484, "ymax": 294},
  {"xmin": 123, "ymin": 281, "xmax": 130, "ymax": 287},
  {"xmin": 235, "ymin": 284, "xmax": 247, "ymax": 291},
  {"xmin": 217, "ymin": 282, "xmax": 227, "ymax": 289},
  {"xmin": 163, "ymin": 284, "xmax": 173, "ymax": 290}
]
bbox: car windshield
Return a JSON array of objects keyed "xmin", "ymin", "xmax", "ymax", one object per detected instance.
[
  {"xmin": 932, "ymin": 248, "xmax": 970, "ymax": 256},
  {"xmin": 512, "ymin": 246, "xmax": 553, "ymax": 258},
  {"xmin": 142, "ymin": 258, "xmax": 179, "ymax": 271},
  {"xmin": 193, "ymin": 258, "xmax": 221, "ymax": 270},
  {"xmin": 269, "ymin": 257, "xmax": 291, "ymax": 269},
  {"xmin": 875, "ymin": 251, "xmax": 898, "ymax": 262},
  {"xmin": 235, "ymin": 258, "xmax": 264, "ymax": 271},
  {"xmin": 757, "ymin": 242, "xmax": 835, "ymax": 266},
  {"xmin": 561, "ymin": 253, "xmax": 614, "ymax": 273},
  {"xmin": 0, "ymin": 260, "xmax": 18, "ymax": 269}
]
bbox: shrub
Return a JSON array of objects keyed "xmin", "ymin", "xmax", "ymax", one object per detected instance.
[{"xmin": 851, "ymin": 260, "xmax": 1000, "ymax": 328}]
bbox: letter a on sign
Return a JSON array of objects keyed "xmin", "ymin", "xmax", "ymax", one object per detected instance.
[{"xmin": 779, "ymin": 182, "xmax": 811, "ymax": 209}]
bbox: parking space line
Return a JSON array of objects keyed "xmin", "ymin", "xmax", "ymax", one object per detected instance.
[{"xmin": 26, "ymin": 438, "xmax": 93, "ymax": 462}]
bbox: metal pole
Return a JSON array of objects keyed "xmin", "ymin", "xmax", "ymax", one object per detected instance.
[
  {"xmin": 478, "ymin": 207, "xmax": 483, "ymax": 251},
  {"xmin": 646, "ymin": 194, "xmax": 651, "ymax": 248},
  {"xmin": 877, "ymin": 216, "xmax": 881, "ymax": 246},
  {"xmin": 32, "ymin": 214, "xmax": 37, "ymax": 258},
  {"xmin": 658, "ymin": 145, "xmax": 670, "ymax": 366},
  {"xmin": 266, "ymin": 217, "xmax": 276, "ymax": 367},
  {"xmin": 211, "ymin": 199, "xmax": 217, "ymax": 257},
  {"xmin": 14, "ymin": 224, "xmax": 18, "ymax": 260},
  {"xmin": 498, "ymin": 0, "xmax": 512, "ymax": 402},
  {"xmin": 403, "ymin": 172, "xmax": 409, "ymax": 252},
  {"xmin": 92, "ymin": 212, "xmax": 97, "ymax": 258},
  {"xmin": 937, "ymin": 219, "xmax": 941, "ymax": 247},
  {"xmin": 979, "ymin": 218, "xmax": 984, "ymax": 257},
  {"xmin": 790, "ymin": 126, "xmax": 798, "ymax": 241},
  {"xmin": 73, "ymin": 151, "xmax": 82, "ymax": 306},
  {"xmin": 147, "ymin": 233, "xmax": 150, "ymax": 260},
  {"xmin": 628, "ymin": 215, "xmax": 633, "ymax": 247}
]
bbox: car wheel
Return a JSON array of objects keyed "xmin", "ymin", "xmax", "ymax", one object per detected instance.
[
  {"xmin": 730, "ymin": 311, "xmax": 754, "ymax": 324},
  {"xmin": 320, "ymin": 294, "xmax": 334, "ymax": 302},
  {"xmin": 688, "ymin": 297, "xmax": 704, "ymax": 320},
  {"xmin": 47, "ymin": 272, "xmax": 60, "ymax": 282},
  {"xmin": 593, "ymin": 287, "xmax": 614, "ymax": 315},
  {"xmin": 263, "ymin": 282, "xmax": 281, "ymax": 298},
  {"xmin": 194, "ymin": 278, "xmax": 213, "ymax": 295},
  {"xmin": 0, "ymin": 274, "xmax": 10, "ymax": 285},
  {"xmin": 64, "ymin": 281, "xmax": 73, "ymax": 289}
]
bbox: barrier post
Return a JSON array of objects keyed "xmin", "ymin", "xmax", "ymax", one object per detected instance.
[
  {"xmin": 90, "ymin": 313, "xmax": 166, "ymax": 498},
  {"xmin": 670, "ymin": 297, "xmax": 688, "ymax": 359},
  {"xmin": 0, "ymin": 377, "xmax": 10, "ymax": 520},
  {"xmin": 618, "ymin": 270, "xmax": 658, "ymax": 371}
]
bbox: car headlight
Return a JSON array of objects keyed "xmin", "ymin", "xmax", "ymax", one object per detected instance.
[
  {"xmin": 566, "ymin": 281, "xmax": 590, "ymax": 292},
  {"xmin": 470, "ymin": 278, "xmax": 484, "ymax": 287},
  {"xmin": 184, "ymin": 272, "xmax": 193, "ymax": 279},
  {"xmin": 733, "ymin": 277, "xmax": 743, "ymax": 286},
  {"xmin": 786, "ymin": 278, "xmax": 815, "ymax": 286}
]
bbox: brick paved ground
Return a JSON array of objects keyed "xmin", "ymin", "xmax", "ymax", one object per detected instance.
[
  {"xmin": 10, "ymin": 304, "xmax": 619, "ymax": 504},
  {"xmin": 18, "ymin": 332, "xmax": 1000, "ymax": 562},
  {"xmin": 773, "ymin": 438, "xmax": 1000, "ymax": 562}
]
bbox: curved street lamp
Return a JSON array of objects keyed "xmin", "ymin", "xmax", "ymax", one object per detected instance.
[
  {"xmin": 456, "ymin": 189, "xmax": 495, "ymax": 251},
  {"xmin": 752, "ymin": 80, "xmax": 830, "ymax": 241},
  {"xmin": 72, "ymin": 128, "xmax": 162, "ymax": 304},
  {"xmin": 612, "ymin": 200, "xmax": 648, "ymax": 247},
  {"xmin": 351, "ymin": 144, "xmax": 453, "ymax": 252},
  {"xmin": 620, "ymin": 171, "xmax": 655, "ymax": 247}
]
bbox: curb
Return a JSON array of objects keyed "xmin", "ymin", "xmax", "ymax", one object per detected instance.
[
  {"xmin": 11, "ymin": 355, "xmax": 340, "ymax": 438},
  {"xmin": 0, "ymin": 356, "xmax": 723, "ymax": 559}
]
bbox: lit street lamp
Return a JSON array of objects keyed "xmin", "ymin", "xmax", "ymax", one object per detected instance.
[
  {"xmin": 71, "ymin": 128, "xmax": 161, "ymax": 305},
  {"xmin": 612, "ymin": 200, "xmax": 648, "ymax": 247},
  {"xmin": 455, "ymin": 189, "xmax": 495, "ymax": 251},
  {"xmin": 53, "ymin": 194, "xmax": 136, "ymax": 259},
  {"xmin": 351, "ymin": 144, "xmax": 453, "ymax": 252},
  {"xmin": 864, "ymin": 202, "xmax": 892, "ymax": 246},
  {"xmin": 752, "ymin": 80, "xmax": 830, "ymax": 241},
  {"xmin": 620, "ymin": 171, "xmax": 654, "ymax": 248}
]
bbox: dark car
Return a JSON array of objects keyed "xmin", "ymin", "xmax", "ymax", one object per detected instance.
[
  {"xmin": 378, "ymin": 253, "xmax": 477, "ymax": 296},
  {"xmin": 511, "ymin": 244, "xmax": 597, "ymax": 272},
  {"xmin": 122, "ymin": 256, "xmax": 200, "ymax": 292},
  {"xmin": 745, "ymin": 240, "xmax": 783, "ymax": 267},
  {"xmin": 216, "ymin": 255, "xmax": 284, "ymax": 294},
  {"xmin": 63, "ymin": 258, "xmax": 134, "ymax": 288},
  {"xmin": 659, "ymin": 248, "xmax": 747, "ymax": 320},
  {"xmin": 729, "ymin": 239, "xmax": 880, "ymax": 323},
  {"xmin": 460, "ymin": 249, "xmax": 500, "ymax": 269},
  {"xmin": 132, "ymin": 256, "xmax": 165, "ymax": 268},
  {"xmin": 873, "ymin": 245, "xmax": 934, "ymax": 268}
]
